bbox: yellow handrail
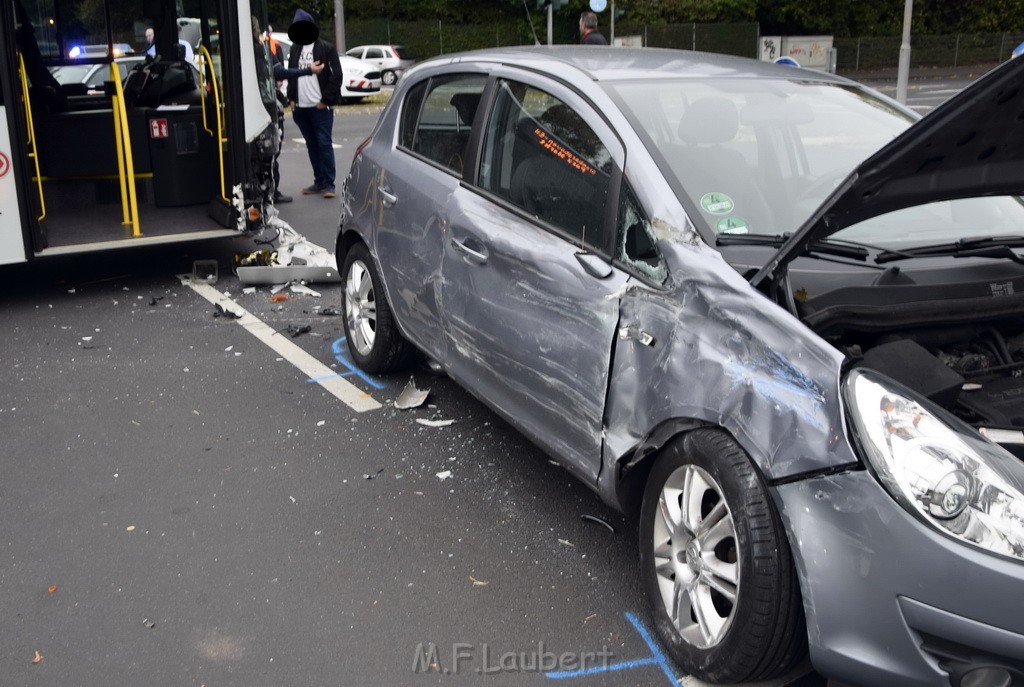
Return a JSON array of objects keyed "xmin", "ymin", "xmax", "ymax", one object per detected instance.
[
  {"xmin": 110, "ymin": 62, "xmax": 140, "ymax": 236},
  {"xmin": 16, "ymin": 54, "xmax": 45, "ymax": 221},
  {"xmin": 198, "ymin": 44, "xmax": 228, "ymax": 202}
]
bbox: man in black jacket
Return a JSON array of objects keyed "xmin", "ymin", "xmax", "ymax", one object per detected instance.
[
  {"xmin": 578, "ymin": 11, "xmax": 608, "ymax": 45},
  {"xmin": 286, "ymin": 9, "xmax": 344, "ymax": 198}
]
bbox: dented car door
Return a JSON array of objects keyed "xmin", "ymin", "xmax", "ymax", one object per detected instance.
[{"xmin": 440, "ymin": 74, "xmax": 628, "ymax": 482}]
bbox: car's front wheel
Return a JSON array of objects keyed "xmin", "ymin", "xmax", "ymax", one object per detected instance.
[
  {"xmin": 341, "ymin": 242, "xmax": 413, "ymax": 373},
  {"xmin": 639, "ymin": 429, "xmax": 806, "ymax": 683},
  {"xmin": 381, "ymin": 70, "xmax": 397, "ymax": 86}
]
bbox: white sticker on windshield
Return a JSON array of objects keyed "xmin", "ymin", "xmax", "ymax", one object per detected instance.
[{"xmin": 716, "ymin": 217, "xmax": 749, "ymax": 234}]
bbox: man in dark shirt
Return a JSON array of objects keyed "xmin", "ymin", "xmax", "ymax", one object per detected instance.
[
  {"xmin": 579, "ymin": 11, "xmax": 608, "ymax": 45},
  {"xmin": 286, "ymin": 9, "xmax": 344, "ymax": 199}
]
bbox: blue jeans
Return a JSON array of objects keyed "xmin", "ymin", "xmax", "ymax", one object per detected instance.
[{"xmin": 292, "ymin": 106, "xmax": 336, "ymax": 190}]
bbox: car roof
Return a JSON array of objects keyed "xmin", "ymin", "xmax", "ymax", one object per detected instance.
[{"xmin": 417, "ymin": 45, "xmax": 850, "ymax": 85}]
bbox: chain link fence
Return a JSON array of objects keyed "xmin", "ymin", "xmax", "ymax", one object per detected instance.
[
  {"xmin": 835, "ymin": 32, "xmax": 1024, "ymax": 71},
  {"xmin": 341, "ymin": 19, "xmax": 1021, "ymax": 72}
]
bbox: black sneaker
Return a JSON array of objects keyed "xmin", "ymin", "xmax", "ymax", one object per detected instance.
[{"xmin": 273, "ymin": 191, "xmax": 293, "ymax": 204}]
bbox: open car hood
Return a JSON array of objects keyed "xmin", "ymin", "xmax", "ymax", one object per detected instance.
[{"xmin": 751, "ymin": 55, "xmax": 1024, "ymax": 287}]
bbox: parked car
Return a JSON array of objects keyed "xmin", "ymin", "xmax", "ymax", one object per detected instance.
[
  {"xmin": 270, "ymin": 33, "xmax": 381, "ymax": 102},
  {"xmin": 336, "ymin": 46, "xmax": 1024, "ymax": 686},
  {"xmin": 50, "ymin": 55, "xmax": 145, "ymax": 89},
  {"xmin": 49, "ymin": 55, "xmax": 201, "ymax": 92},
  {"xmin": 67, "ymin": 43, "xmax": 134, "ymax": 59},
  {"xmin": 344, "ymin": 44, "xmax": 414, "ymax": 85}
]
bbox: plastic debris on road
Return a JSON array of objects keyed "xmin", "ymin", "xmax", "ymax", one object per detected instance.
[
  {"xmin": 31, "ymin": 650, "xmax": 42, "ymax": 665},
  {"xmin": 191, "ymin": 259, "xmax": 218, "ymax": 284},
  {"xmin": 290, "ymin": 283, "xmax": 321, "ymax": 298},
  {"xmin": 417, "ymin": 418, "xmax": 455, "ymax": 428},
  {"xmin": 394, "ymin": 380, "xmax": 429, "ymax": 410},
  {"xmin": 469, "ymin": 576, "xmax": 489, "ymax": 587},
  {"xmin": 581, "ymin": 514, "xmax": 616, "ymax": 533},
  {"xmin": 436, "ymin": 470, "xmax": 453, "ymax": 480},
  {"xmin": 142, "ymin": 618, "xmax": 156, "ymax": 629},
  {"xmin": 285, "ymin": 323, "xmax": 311, "ymax": 338},
  {"xmin": 237, "ymin": 212, "xmax": 341, "ymax": 284},
  {"xmin": 214, "ymin": 302, "xmax": 243, "ymax": 319}
]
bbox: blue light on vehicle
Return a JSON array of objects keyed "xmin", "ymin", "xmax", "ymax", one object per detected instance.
[{"xmin": 68, "ymin": 45, "xmax": 82, "ymax": 58}]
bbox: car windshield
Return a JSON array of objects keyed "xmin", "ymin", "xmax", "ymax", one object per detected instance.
[{"xmin": 610, "ymin": 78, "xmax": 1024, "ymax": 248}]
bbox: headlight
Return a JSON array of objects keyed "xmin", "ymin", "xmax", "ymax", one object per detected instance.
[{"xmin": 845, "ymin": 369, "xmax": 1024, "ymax": 561}]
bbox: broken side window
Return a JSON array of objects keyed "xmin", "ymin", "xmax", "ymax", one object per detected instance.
[{"xmin": 617, "ymin": 184, "xmax": 668, "ymax": 285}]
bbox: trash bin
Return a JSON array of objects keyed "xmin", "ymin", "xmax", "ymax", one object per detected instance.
[{"xmin": 147, "ymin": 108, "xmax": 216, "ymax": 207}]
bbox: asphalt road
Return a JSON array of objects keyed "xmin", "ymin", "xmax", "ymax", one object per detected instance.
[{"xmin": 0, "ymin": 71, "xmax": 968, "ymax": 687}]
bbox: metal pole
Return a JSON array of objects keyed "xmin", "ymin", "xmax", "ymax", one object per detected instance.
[
  {"xmin": 547, "ymin": 2, "xmax": 553, "ymax": 46},
  {"xmin": 895, "ymin": 0, "xmax": 913, "ymax": 104},
  {"xmin": 610, "ymin": 1, "xmax": 615, "ymax": 45},
  {"xmin": 333, "ymin": 0, "xmax": 346, "ymax": 51},
  {"xmin": 439, "ymin": 19, "xmax": 444, "ymax": 53}
]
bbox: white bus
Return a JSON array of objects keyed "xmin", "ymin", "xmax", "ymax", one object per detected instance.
[{"xmin": 0, "ymin": 0, "xmax": 280, "ymax": 264}]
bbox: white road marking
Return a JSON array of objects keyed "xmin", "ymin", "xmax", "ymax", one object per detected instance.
[
  {"xmin": 290, "ymin": 137, "xmax": 342, "ymax": 149},
  {"xmin": 184, "ymin": 280, "xmax": 381, "ymax": 413}
]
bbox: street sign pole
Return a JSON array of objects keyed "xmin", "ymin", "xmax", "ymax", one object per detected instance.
[
  {"xmin": 547, "ymin": 1, "xmax": 553, "ymax": 46},
  {"xmin": 896, "ymin": 0, "xmax": 913, "ymax": 104}
]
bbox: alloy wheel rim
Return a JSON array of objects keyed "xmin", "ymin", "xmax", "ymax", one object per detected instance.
[
  {"xmin": 652, "ymin": 464, "xmax": 740, "ymax": 649},
  {"xmin": 345, "ymin": 259, "xmax": 377, "ymax": 356}
]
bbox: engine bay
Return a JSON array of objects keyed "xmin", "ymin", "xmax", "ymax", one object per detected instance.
[{"xmin": 827, "ymin": 319, "xmax": 1024, "ymax": 457}]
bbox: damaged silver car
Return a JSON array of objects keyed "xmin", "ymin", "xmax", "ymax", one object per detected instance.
[{"xmin": 336, "ymin": 46, "xmax": 1024, "ymax": 686}]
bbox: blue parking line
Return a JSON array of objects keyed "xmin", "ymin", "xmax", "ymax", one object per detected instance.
[
  {"xmin": 316, "ymin": 337, "xmax": 387, "ymax": 390},
  {"xmin": 545, "ymin": 612, "xmax": 679, "ymax": 685}
]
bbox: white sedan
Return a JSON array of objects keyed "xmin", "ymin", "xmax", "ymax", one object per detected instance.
[{"xmin": 270, "ymin": 33, "xmax": 381, "ymax": 103}]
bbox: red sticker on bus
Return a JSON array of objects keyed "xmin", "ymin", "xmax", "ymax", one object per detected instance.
[
  {"xmin": 149, "ymin": 119, "xmax": 169, "ymax": 139},
  {"xmin": 0, "ymin": 152, "xmax": 10, "ymax": 178}
]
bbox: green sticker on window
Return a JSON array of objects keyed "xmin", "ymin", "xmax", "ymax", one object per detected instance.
[
  {"xmin": 717, "ymin": 217, "xmax": 749, "ymax": 234},
  {"xmin": 700, "ymin": 193, "xmax": 734, "ymax": 215}
]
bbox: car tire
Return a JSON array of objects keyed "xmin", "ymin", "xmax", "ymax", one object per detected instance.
[
  {"xmin": 639, "ymin": 428, "xmax": 806, "ymax": 683},
  {"xmin": 381, "ymin": 70, "xmax": 397, "ymax": 86},
  {"xmin": 341, "ymin": 242, "xmax": 413, "ymax": 373}
]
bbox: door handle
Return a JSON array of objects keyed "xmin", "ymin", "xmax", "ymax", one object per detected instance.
[
  {"xmin": 378, "ymin": 186, "xmax": 397, "ymax": 207},
  {"xmin": 450, "ymin": 236, "xmax": 488, "ymax": 265}
]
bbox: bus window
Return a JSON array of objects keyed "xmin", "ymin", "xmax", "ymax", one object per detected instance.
[{"xmin": 0, "ymin": 0, "xmax": 279, "ymax": 262}]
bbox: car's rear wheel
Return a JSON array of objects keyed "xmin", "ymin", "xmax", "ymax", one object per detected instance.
[
  {"xmin": 341, "ymin": 242, "xmax": 413, "ymax": 373},
  {"xmin": 639, "ymin": 428, "xmax": 806, "ymax": 683},
  {"xmin": 381, "ymin": 70, "xmax": 397, "ymax": 86}
]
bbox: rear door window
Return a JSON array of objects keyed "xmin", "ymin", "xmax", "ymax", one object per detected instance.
[{"xmin": 398, "ymin": 74, "xmax": 487, "ymax": 176}]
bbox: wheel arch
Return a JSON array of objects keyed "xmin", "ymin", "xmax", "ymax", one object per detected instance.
[
  {"xmin": 612, "ymin": 418, "xmax": 753, "ymax": 518},
  {"xmin": 335, "ymin": 227, "xmax": 365, "ymax": 266}
]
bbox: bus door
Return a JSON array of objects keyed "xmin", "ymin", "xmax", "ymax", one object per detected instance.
[{"xmin": 0, "ymin": 0, "xmax": 276, "ymax": 261}]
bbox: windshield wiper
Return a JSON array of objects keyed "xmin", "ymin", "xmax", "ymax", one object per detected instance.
[
  {"xmin": 716, "ymin": 233, "xmax": 869, "ymax": 261},
  {"xmin": 875, "ymin": 235, "xmax": 1024, "ymax": 264}
]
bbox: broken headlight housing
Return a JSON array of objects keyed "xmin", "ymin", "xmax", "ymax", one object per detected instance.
[{"xmin": 845, "ymin": 369, "xmax": 1024, "ymax": 562}]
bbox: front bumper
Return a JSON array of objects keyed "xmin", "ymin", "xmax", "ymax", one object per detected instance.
[{"xmin": 775, "ymin": 470, "xmax": 1024, "ymax": 687}]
